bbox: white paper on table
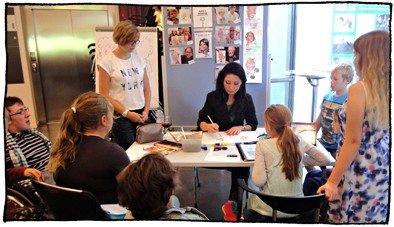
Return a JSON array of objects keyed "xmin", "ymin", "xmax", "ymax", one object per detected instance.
[
  {"xmin": 202, "ymin": 131, "xmax": 260, "ymax": 145},
  {"xmin": 203, "ymin": 145, "xmax": 242, "ymax": 162}
]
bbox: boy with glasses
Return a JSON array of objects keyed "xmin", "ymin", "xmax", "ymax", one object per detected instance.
[{"xmin": 5, "ymin": 96, "xmax": 51, "ymax": 185}]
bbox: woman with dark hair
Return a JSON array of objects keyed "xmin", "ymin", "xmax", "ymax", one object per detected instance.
[
  {"xmin": 198, "ymin": 62, "xmax": 257, "ymax": 135},
  {"xmin": 197, "ymin": 62, "xmax": 258, "ymax": 221},
  {"xmin": 118, "ymin": 153, "xmax": 208, "ymax": 220},
  {"xmin": 48, "ymin": 91, "xmax": 130, "ymax": 204}
]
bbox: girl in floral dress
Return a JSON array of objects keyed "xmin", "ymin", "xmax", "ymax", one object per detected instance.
[{"xmin": 317, "ymin": 30, "xmax": 390, "ymax": 223}]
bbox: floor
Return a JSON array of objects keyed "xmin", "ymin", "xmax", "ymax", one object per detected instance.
[{"xmin": 38, "ymin": 122, "xmax": 234, "ymax": 221}]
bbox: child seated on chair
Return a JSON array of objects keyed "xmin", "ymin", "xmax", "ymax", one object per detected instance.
[
  {"xmin": 247, "ymin": 104, "xmax": 331, "ymax": 220},
  {"xmin": 118, "ymin": 152, "xmax": 209, "ymax": 220}
]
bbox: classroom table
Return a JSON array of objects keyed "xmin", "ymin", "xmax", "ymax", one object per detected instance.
[{"xmin": 126, "ymin": 129, "xmax": 335, "ymax": 220}]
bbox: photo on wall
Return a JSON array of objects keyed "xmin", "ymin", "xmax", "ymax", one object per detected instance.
[
  {"xmin": 195, "ymin": 31, "xmax": 212, "ymax": 58},
  {"xmin": 215, "ymin": 47, "xmax": 226, "ymax": 64},
  {"xmin": 169, "ymin": 47, "xmax": 182, "ymax": 65},
  {"xmin": 244, "ymin": 5, "xmax": 263, "ymax": 29},
  {"xmin": 215, "ymin": 6, "xmax": 240, "ymax": 25},
  {"xmin": 168, "ymin": 27, "xmax": 193, "ymax": 46},
  {"xmin": 167, "ymin": 7, "xmax": 180, "ymax": 25},
  {"xmin": 179, "ymin": 7, "xmax": 192, "ymax": 24},
  {"xmin": 215, "ymin": 26, "xmax": 227, "ymax": 45},
  {"xmin": 226, "ymin": 6, "xmax": 240, "ymax": 24},
  {"xmin": 225, "ymin": 26, "xmax": 241, "ymax": 45},
  {"xmin": 181, "ymin": 46, "xmax": 194, "ymax": 64},
  {"xmin": 225, "ymin": 46, "xmax": 239, "ymax": 63}
]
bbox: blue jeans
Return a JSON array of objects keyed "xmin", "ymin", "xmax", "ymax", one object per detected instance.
[{"xmin": 112, "ymin": 117, "xmax": 137, "ymax": 150}]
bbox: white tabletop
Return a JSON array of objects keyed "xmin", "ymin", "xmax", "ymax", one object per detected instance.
[
  {"xmin": 126, "ymin": 130, "xmax": 265, "ymax": 167},
  {"xmin": 126, "ymin": 129, "xmax": 335, "ymax": 167}
]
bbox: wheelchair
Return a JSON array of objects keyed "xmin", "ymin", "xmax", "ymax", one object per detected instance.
[{"xmin": 5, "ymin": 179, "xmax": 54, "ymax": 220}]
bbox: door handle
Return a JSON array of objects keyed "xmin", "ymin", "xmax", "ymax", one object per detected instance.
[{"xmin": 31, "ymin": 62, "xmax": 37, "ymax": 72}]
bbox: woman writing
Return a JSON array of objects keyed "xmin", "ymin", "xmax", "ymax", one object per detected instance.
[
  {"xmin": 197, "ymin": 62, "xmax": 258, "ymax": 221},
  {"xmin": 317, "ymin": 30, "xmax": 389, "ymax": 223},
  {"xmin": 98, "ymin": 20, "xmax": 151, "ymax": 150},
  {"xmin": 48, "ymin": 92, "xmax": 130, "ymax": 204}
]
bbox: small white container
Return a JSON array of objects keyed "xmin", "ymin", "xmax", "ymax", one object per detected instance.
[{"xmin": 181, "ymin": 132, "xmax": 202, "ymax": 152}]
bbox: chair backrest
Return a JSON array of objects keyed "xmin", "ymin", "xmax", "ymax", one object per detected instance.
[
  {"xmin": 237, "ymin": 179, "xmax": 325, "ymax": 222},
  {"xmin": 31, "ymin": 180, "xmax": 109, "ymax": 220}
]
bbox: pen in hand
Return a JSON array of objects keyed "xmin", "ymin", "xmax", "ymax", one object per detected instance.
[{"xmin": 207, "ymin": 115, "xmax": 219, "ymax": 133}]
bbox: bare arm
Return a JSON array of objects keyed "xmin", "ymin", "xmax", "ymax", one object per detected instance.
[
  {"xmin": 141, "ymin": 69, "xmax": 151, "ymax": 121},
  {"xmin": 314, "ymin": 112, "xmax": 322, "ymax": 133},
  {"xmin": 317, "ymin": 83, "xmax": 364, "ymax": 200}
]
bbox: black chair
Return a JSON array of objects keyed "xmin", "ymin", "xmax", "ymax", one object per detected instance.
[
  {"xmin": 237, "ymin": 179, "xmax": 325, "ymax": 223},
  {"xmin": 31, "ymin": 180, "xmax": 110, "ymax": 220}
]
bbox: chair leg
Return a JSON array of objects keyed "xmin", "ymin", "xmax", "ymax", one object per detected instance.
[
  {"xmin": 195, "ymin": 167, "xmax": 201, "ymax": 187},
  {"xmin": 272, "ymin": 210, "xmax": 277, "ymax": 222},
  {"xmin": 193, "ymin": 167, "xmax": 199, "ymax": 208},
  {"xmin": 314, "ymin": 208, "xmax": 320, "ymax": 222}
]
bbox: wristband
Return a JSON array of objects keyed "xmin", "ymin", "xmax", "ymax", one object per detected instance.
[{"xmin": 122, "ymin": 110, "xmax": 129, "ymax": 117}]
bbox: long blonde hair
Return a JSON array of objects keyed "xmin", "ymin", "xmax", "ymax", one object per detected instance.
[
  {"xmin": 48, "ymin": 92, "xmax": 113, "ymax": 172},
  {"xmin": 264, "ymin": 104, "xmax": 301, "ymax": 181},
  {"xmin": 353, "ymin": 30, "xmax": 389, "ymax": 130}
]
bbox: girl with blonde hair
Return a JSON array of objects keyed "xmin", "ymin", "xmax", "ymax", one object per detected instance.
[
  {"xmin": 48, "ymin": 91, "xmax": 130, "ymax": 204},
  {"xmin": 247, "ymin": 104, "xmax": 331, "ymax": 220},
  {"xmin": 318, "ymin": 30, "xmax": 390, "ymax": 223}
]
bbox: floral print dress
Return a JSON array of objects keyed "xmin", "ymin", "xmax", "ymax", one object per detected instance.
[{"xmin": 328, "ymin": 86, "xmax": 390, "ymax": 223}]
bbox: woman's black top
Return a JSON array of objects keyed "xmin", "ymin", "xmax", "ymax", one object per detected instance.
[{"xmin": 197, "ymin": 91, "xmax": 258, "ymax": 131}]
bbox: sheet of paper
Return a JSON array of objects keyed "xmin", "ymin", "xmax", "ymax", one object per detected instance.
[
  {"xmin": 203, "ymin": 145, "xmax": 242, "ymax": 162},
  {"xmin": 202, "ymin": 131, "xmax": 260, "ymax": 144}
]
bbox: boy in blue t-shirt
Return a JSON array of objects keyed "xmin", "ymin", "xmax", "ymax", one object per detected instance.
[
  {"xmin": 303, "ymin": 63, "xmax": 354, "ymax": 196},
  {"xmin": 314, "ymin": 63, "xmax": 354, "ymax": 157}
]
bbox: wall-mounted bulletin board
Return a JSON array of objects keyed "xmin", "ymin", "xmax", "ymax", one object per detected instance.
[
  {"xmin": 95, "ymin": 27, "xmax": 160, "ymax": 109},
  {"xmin": 162, "ymin": 5, "xmax": 269, "ymax": 128}
]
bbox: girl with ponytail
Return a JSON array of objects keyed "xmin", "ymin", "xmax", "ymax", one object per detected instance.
[
  {"xmin": 247, "ymin": 104, "xmax": 331, "ymax": 220},
  {"xmin": 48, "ymin": 91, "xmax": 130, "ymax": 204}
]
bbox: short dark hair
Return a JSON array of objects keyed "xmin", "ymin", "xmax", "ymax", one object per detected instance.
[
  {"xmin": 118, "ymin": 153, "xmax": 179, "ymax": 219},
  {"xmin": 215, "ymin": 62, "xmax": 247, "ymax": 100},
  {"xmin": 5, "ymin": 96, "xmax": 23, "ymax": 110}
]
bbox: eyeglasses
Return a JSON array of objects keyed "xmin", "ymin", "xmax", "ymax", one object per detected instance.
[
  {"xmin": 128, "ymin": 40, "xmax": 140, "ymax": 46},
  {"xmin": 9, "ymin": 107, "xmax": 29, "ymax": 117}
]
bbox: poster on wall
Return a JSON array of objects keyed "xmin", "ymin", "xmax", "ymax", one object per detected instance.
[
  {"xmin": 193, "ymin": 7, "xmax": 213, "ymax": 27},
  {"xmin": 330, "ymin": 3, "xmax": 390, "ymax": 65},
  {"xmin": 243, "ymin": 5, "xmax": 264, "ymax": 83},
  {"xmin": 214, "ymin": 6, "xmax": 241, "ymax": 24},
  {"xmin": 194, "ymin": 31, "xmax": 213, "ymax": 58}
]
